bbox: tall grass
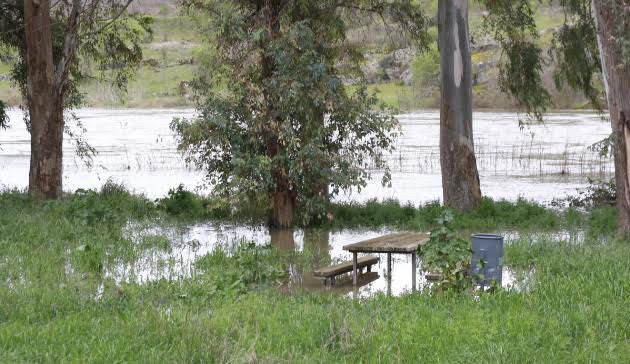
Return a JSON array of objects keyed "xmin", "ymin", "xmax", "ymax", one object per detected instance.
[
  {"xmin": 329, "ymin": 197, "xmax": 616, "ymax": 237},
  {"xmin": 0, "ymin": 188, "xmax": 628, "ymax": 361}
]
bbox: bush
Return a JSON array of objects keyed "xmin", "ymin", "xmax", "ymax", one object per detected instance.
[
  {"xmin": 553, "ymin": 178, "xmax": 616, "ymax": 209},
  {"xmin": 194, "ymin": 242, "xmax": 288, "ymax": 293},
  {"xmin": 419, "ymin": 211, "xmax": 473, "ymax": 293},
  {"xmin": 156, "ymin": 184, "xmax": 205, "ymax": 216}
]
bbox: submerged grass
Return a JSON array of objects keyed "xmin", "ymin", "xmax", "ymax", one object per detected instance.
[{"xmin": 0, "ymin": 188, "xmax": 628, "ymax": 361}]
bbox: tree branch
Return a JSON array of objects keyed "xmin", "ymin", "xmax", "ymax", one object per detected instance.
[
  {"xmin": 81, "ymin": 0, "xmax": 134, "ymax": 38},
  {"xmin": 54, "ymin": 0, "xmax": 82, "ymax": 95}
]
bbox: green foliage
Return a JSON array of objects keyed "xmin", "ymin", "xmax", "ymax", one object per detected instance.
[
  {"xmin": 330, "ymin": 197, "xmax": 568, "ymax": 232},
  {"xmin": 477, "ymin": 0, "xmax": 630, "ymax": 120},
  {"xmin": 156, "ymin": 184, "xmax": 205, "ymax": 216},
  {"xmin": 172, "ymin": 0, "xmax": 429, "ymax": 225},
  {"xmin": 587, "ymin": 206, "xmax": 618, "ymax": 238},
  {"xmin": 419, "ymin": 211, "xmax": 473, "ymax": 292},
  {"xmin": 412, "ymin": 44, "xmax": 440, "ymax": 87},
  {"xmin": 155, "ymin": 184, "xmax": 268, "ymax": 221},
  {"xmin": 330, "ymin": 199, "xmax": 420, "ymax": 228},
  {"xmin": 0, "ymin": 192, "xmax": 629, "ymax": 362},
  {"xmin": 553, "ymin": 178, "xmax": 616, "ymax": 209},
  {"xmin": 195, "ymin": 242, "xmax": 288, "ymax": 293},
  {"xmin": 47, "ymin": 184, "xmax": 154, "ymax": 226},
  {"xmin": 549, "ymin": 5, "xmax": 603, "ymax": 110},
  {"xmin": 479, "ymin": 0, "xmax": 551, "ymax": 122}
]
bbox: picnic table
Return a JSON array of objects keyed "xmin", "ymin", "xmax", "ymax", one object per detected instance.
[{"xmin": 343, "ymin": 232, "xmax": 430, "ymax": 290}]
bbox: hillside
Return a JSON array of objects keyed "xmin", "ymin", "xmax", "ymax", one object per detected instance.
[{"xmin": 0, "ymin": 2, "xmax": 596, "ymax": 111}]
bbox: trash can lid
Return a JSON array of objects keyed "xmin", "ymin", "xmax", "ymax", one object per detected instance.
[{"xmin": 471, "ymin": 233, "xmax": 503, "ymax": 239}]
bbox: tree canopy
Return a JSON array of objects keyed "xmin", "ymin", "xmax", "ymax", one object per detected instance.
[
  {"xmin": 172, "ymin": 0, "xmax": 430, "ymax": 225},
  {"xmin": 0, "ymin": 0, "xmax": 152, "ymax": 128},
  {"xmin": 477, "ymin": 0, "xmax": 629, "ymax": 120}
]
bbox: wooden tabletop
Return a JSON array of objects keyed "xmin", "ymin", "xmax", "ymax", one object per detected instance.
[{"xmin": 343, "ymin": 232, "xmax": 429, "ymax": 254}]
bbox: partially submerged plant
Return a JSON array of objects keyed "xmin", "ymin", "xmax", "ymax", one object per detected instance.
[{"xmin": 419, "ymin": 210, "xmax": 473, "ymax": 293}]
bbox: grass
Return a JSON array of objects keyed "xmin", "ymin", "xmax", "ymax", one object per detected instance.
[
  {"xmin": 0, "ymin": 187, "xmax": 628, "ymax": 361},
  {"xmin": 330, "ymin": 197, "xmax": 616, "ymax": 239}
]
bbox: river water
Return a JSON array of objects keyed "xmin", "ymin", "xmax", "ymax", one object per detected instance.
[
  {"xmin": 0, "ymin": 108, "xmax": 613, "ymax": 202},
  {"xmin": 0, "ymin": 108, "xmax": 607, "ymax": 295}
]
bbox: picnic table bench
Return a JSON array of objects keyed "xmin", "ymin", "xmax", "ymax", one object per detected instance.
[
  {"xmin": 314, "ymin": 255, "xmax": 379, "ymax": 285},
  {"xmin": 313, "ymin": 232, "xmax": 429, "ymax": 290},
  {"xmin": 343, "ymin": 232, "xmax": 429, "ymax": 290}
]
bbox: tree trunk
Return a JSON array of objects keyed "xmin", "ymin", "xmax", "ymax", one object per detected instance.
[
  {"xmin": 24, "ymin": 0, "xmax": 64, "ymax": 199},
  {"xmin": 592, "ymin": 0, "xmax": 630, "ymax": 232},
  {"xmin": 271, "ymin": 184, "xmax": 296, "ymax": 228},
  {"xmin": 438, "ymin": 0, "xmax": 481, "ymax": 210},
  {"xmin": 261, "ymin": 0, "xmax": 295, "ymax": 227}
]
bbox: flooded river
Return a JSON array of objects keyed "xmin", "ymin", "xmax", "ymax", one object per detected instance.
[
  {"xmin": 0, "ymin": 109, "xmax": 606, "ymax": 295},
  {"xmin": 0, "ymin": 108, "xmax": 612, "ymax": 202}
]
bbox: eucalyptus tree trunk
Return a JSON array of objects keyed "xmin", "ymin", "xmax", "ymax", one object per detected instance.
[
  {"xmin": 261, "ymin": 0, "xmax": 296, "ymax": 228},
  {"xmin": 592, "ymin": 0, "xmax": 630, "ymax": 232},
  {"xmin": 24, "ymin": 0, "xmax": 64, "ymax": 199},
  {"xmin": 437, "ymin": 0, "xmax": 481, "ymax": 210}
]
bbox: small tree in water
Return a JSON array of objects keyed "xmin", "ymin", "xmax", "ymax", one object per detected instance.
[{"xmin": 172, "ymin": 0, "xmax": 429, "ymax": 227}]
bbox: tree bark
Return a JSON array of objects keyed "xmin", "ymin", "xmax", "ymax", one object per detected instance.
[
  {"xmin": 261, "ymin": 0, "xmax": 295, "ymax": 227},
  {"xmin": 24, "ymin": 0, "xmax": 64, "ymax": 199},
  {"xmin": 271, "ymin": 182, "xmax": 296, "ymax": 228},
  {"xmin": 438, "ymin": 0, "xmax": 481, "ymax": 210},
  {"xmin": 592, "ymin": 0, "xmax": 630, "ymax": 232}
]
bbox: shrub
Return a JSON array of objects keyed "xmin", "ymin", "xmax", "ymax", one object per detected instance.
[{"xmin": 156, "ymin": 184, "xmax": 204, "ymax": 216}]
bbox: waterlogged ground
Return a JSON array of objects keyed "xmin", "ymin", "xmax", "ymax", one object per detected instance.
[
  {"xmin": 0, "ymin": 108, "xmax": 613, "ymax": 202},
  {"xmin": 0, "ymin": 109, "xmax": 607, "ymax": 294},
  {"xmin": 102, "ymin": 220, "xmax": 553, "ymax": 296}
]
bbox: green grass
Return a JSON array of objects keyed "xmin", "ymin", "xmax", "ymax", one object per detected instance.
[
  {"xmin": 0, "ymin": 63, "xmax": 10, "ymax": 74},
  {"xmin": 329, "ymin": 197, "xmax": 616, "ymax": 238},
  {"xmin": 150, "ymin": 16, "xmax": 202, "ymax": 44},
  {"xmin": 349, "ymin": 82, "xmax": 437, "ymax": 111},
  {"xmin": 0, "ymin": 188, "xmax": 628, "ymax": 361},
  {"xmin": 0, "ymin": 5, "xmax": 596, "ymax": 112}
]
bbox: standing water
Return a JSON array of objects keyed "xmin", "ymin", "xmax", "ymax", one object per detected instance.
[
  {"xmin": 0, "ymin": 108, "xmax": 612, "ymax": 202},
  {"xmin": 0, "ymin": 109, "xmax": 605, "ymax": 295}
]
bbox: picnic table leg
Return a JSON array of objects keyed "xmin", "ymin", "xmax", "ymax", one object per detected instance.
[
  {"xmin": 411, "ymin": 252, "xmax": 417, "ymax": 292},
  {"xmin": 352, "ymin": 252, "xmax": 358, "ymax": 285},
  {"xmin": 387, "ymin": 253, "xmax": 392, "ymax": 278}
]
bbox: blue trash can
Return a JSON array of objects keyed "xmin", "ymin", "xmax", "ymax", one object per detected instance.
[{"xmin": 470, "ymin": 233, "xmax": 504, "ymax": 287}]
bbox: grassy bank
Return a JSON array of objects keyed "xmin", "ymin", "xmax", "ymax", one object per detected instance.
[
  {"xmin": 0, "ymin": 5, "xmax": 596, "ymax": 111},
  {"xmin": 154, "ymin": 184, "xmax": 617, "ymax": 237},
  {"xmin": 0, "ymin": 189, "xmax": 628, "ymax": 361}
]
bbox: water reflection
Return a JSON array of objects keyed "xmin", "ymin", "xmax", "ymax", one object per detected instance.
[{"xmin": 270, "ymin": 228, "xmax": 298, "ymax": 251}]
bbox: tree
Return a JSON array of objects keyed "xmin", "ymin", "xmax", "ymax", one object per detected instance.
[
  {"xmin": 479, "ymin": 0, "xmax": 630, "ymax": 232},
  {"xmin": 591, "ymin": 0, "xmax": 630, "ymax": 232},
  {"xmin": 0, "ymin": 0, "xmax": 151, "ymax": 198},
  {"xmin": 23, "ymin": 0, "xmax": 60, "ymax": 198},
  {"xmin": 438, "ymin": 0, "xmax": 481, "ymax": 210},
  {"xmin": 173, "ymin": 0, "xmax": 429, "ymax": 227}
]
